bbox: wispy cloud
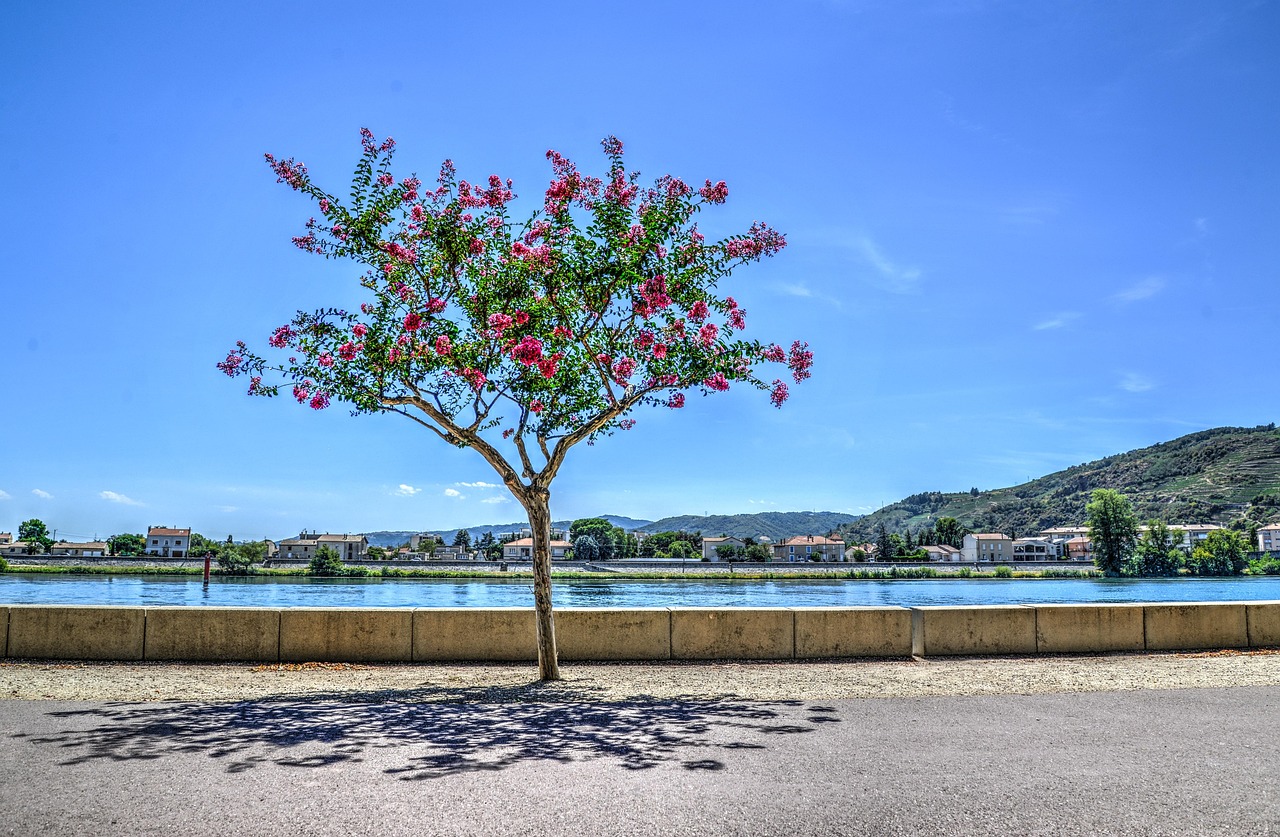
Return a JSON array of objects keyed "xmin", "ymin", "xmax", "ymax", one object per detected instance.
[
  {"xmin": 444, "ymin": 488, "xmax": 464, "ymax": 498},
  {"xmin": 747, "ymin": 499, "xmax": 776, "ymax": 506},
  {"xmin": 394, "ymin": 484, "xmax": 422, "ymax": 496},
  {"xmin": 457, "ymin": 481, "xmax": 498, "ymax": 489},
  {"xmin": 775, "ymin": 282, "xmax": 843, "ymax": 308},
  {"xmin": 32, "ymin": 489, "xmax": 52, "ymax": 499},
  {"xmin": 1113, "ymin": 277, "xmax": 1165, "ymax": 304},
  {"xmin": 0, "ymin": 489, "xmax": 10, "ymax": 500},
  {"xmin": 480, "ymin": 496, "xmax": 507, "ymax": 504},
  {"xmin": 1033, "ymin": 312, "xmax": 1080, "ymax": 331},
  {"xmin": 216, "ymin": 505, "xmax": 239, "ymax": 513},
  {"xmin": 1119, "ymin": 372, "xmax": 1155, "ymax": 393},
  {"xmin": 99, "ymin": 490, "xmax": 143, "ymax": 506},
  {"xmin": 852, "ymin": 236, "xmax": 922, "ymax": 294}
]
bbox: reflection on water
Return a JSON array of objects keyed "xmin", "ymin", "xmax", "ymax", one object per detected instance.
[{"xmin": 1, "ymin": 573, "xmax": 1279, "ymax": 608}]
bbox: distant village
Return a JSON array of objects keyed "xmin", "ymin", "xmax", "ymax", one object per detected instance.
[{"xmin": 3, "ymin": 521, "xmax": 1278, "ymax": 565}]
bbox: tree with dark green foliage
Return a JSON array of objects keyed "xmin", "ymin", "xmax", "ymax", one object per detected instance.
[
  {"xmin": 935, "ymin": 517, "xmax": 963, "ymax": 549},
  {"xmin": 452, "ymin": 529, "xmax": 472, "ymax": 550},
  {"xmin": 1187, "ymin": 530, "xmax": 1249, "ymax": 576},
  {"xmin": 307, "ymin": 545, "xmax": 346, "ymax": 576},
  {"xmin": 571, "ymin": 535, "xmax": 599, "ymax": 562},
  {"xmin": 875, "ymin": 522, "xmax": 893, "ymax": 563},
  {"xmin": 18, "ymin": 519, "xmax": 54, "ymax": 555},
  {"xmin": 903, "ymin": 530, "xmax": 914, "ymax": 551},
  {"xmin": 217, "ymin": 540, "xmax": 267, "ymax": 575},
  {"xmin": 1086, "ymin": 489, "xmax": 1139, "ymax": 576},
  {"xmin": 107, "ymin": 533, "xmax": 146, "ymax": 557},
  {"xmin": 745, "ymin": 543, "xmax": 771, "ymax": 561},
  {"xmin": 1132, "ymin": 520, "xmax": 1184, "ymax": 577},
  {"xmin": 189, "ymin": 532, "xmax": 219, "ymax": 557},
  {"xmin": 367, "ymin": 545, "xmax": 387, "ymax": 560}
]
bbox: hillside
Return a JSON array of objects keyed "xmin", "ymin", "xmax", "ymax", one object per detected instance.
[
  {"xmin": 637, "ymin": 511, "xmax": 861, "ymax": 540},
  {"xmin": 836, "ymin": 424, "xmax": 1280, "ymax": 543},
  {"xmin": 364, "ymin": 515, "xmax": 654, "ymax": 548}
]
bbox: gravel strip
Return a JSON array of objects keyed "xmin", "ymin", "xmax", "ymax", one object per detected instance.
[{"xmin": 3, "ymin": 650, "xmax": 1280, "ymax": 703}]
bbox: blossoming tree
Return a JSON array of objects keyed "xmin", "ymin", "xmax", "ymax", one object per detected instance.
[{"xmin": 220, "ymin": 130, "xmax": 812, "ymax": 680}]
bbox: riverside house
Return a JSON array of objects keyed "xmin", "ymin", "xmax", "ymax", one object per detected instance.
[
  {"xmin": 962, "ymin": 533, "xmax": 1013, "ymax": 562},
  {"xmin": 774, "ymin": 535, "xmax": 844, "ymax": 562},
  {"xmin": 278, "ymin": 532, "xmax": 369, "ymax": 561},
  {"xmin": 146, "ymin": 526, "xmax": 190, "ymax": 558},
  {"xmin": 50, "ymin": 541, "xmax": 109, "ymax": 558},
  {"xmin": 1260, "ymin": 523, "xmax": 1280, "ymax": 553},
  {"xmin": 701, "ymin": 536, "xmax": 746, "ymax": 561},
  {"xmin": 502, "ymin": 537, "xmax": 572, "ymax": 560}
]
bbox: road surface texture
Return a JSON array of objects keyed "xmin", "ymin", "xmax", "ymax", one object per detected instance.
[{"xmin": 1, "ymin": 655, "xmax": 1277, "ymax": 835}]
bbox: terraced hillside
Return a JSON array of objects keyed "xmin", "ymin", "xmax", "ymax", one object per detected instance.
[{"xmin": 836, "ymin": 425, "xmax": 1280, "ymax": 543}]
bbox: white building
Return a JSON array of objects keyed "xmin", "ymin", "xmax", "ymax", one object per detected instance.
[
  {"xmin": 1258, "ymin": 523, "xmax": 1280, "ymax": 553},
  {"xmin": 146, "ymin": 526, "xmax": 191, "ymax": 557},
  {"xmin": 962, "ymin": 533, "xmax": 1013, "ymax": 562}
]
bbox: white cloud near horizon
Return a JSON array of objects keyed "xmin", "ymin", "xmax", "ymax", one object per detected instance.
[
  {"xmin": 99, "ymin": 490, "xmax": 143, "ymax": 506},
  {"xmin": 1119, "ymin": 372, "xmax": 1155, "ymax": 393},
  {"xmin": 1033, "ymin": 312, "xmax": 1080, "ymax": 330},
  {"xmin": 456, "ymin": 481, "xmax": 499, "ymax": 489},
  {"xmin": 444, "ymin": 488, "xmax": 464, "ymax": 498},
  {"xmin": 216, "ymin": 505, "xmax": 239, "ymax": 513},
  {"xmin": 480, "ymin": 496, "xmax": 507, "ymax": 504},
  {"xmin": 1113, "ymin": 277, "xmax": 1165, "ymax": 304},
  {"xmin": 0, "ymin": 489, "xmax": 10, "ymax": 500},
  {"xmin": 32, "ymin": 489, "xmax": 52, "ymax": 499},
  {"xmin": 395, "ymin": 484, "xmax": 422, "ymax": 496}
]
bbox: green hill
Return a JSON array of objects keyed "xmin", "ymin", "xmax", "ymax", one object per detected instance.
[
  {"xmin": 836, "ymin": 424, "xmax": 1280, "ymax": 543},
  {"xmin": 638, "ymin": 511, "xmax": 860, "ymax": 540}
]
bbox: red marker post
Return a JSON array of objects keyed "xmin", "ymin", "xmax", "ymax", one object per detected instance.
[{"xmin": 203, "ymin": 551, "xmax": 212, "ymax": 584}]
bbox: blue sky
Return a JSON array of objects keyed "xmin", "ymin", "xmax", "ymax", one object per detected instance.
[{"xmin": 1, "ymin": 1, "xmax": 1276, "ymax": 542}]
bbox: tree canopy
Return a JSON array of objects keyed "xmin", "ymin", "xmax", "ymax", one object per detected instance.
[
  {"xmin": 1086, "ymin": 489, "xmax": 1139, "ymax": 576},
  {"xmin": 219, "ymin": 131, "xmax": 810, "ymax": 679}
]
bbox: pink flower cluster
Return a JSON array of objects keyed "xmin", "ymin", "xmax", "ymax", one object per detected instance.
[
  {"xmin": 510, "ymin": 335, "xmax": 544, "ymax": 365},
  {"xmin": 264, "ymin": 154, "xmax": 307, "ymax": 190},
  {"xmin": 461, "ymin": 368, "xmax": 487, "ymax": 392},
  {"xmin": 269, "ymin": 325, "xmax": 296, "ymax": 349},
  {"xmin": 703, "ymin": 373, "xmax": 730, "ymax": 392},
  {"xmin": 338, "ymin": 342, "xmax": 361, "ymax": 361},
  {"xmin": 725, "ymin": 222, "xmax": 787, "ymax": 259},
  {"xmin": 488, "ymin": 313, "xmax": 514, "ymax": 333},
  {"xmin": 310, "ymin": 391, "xmax": 330, "ymax": 410},
  {"xmin": 217, "ymin": 348, "xmax": 243, "ymax": 376},
  {"xmin": 699, "ymin": 179, "xmax": 728, "ymax": 204},
  {"xmin": 787, "ymin": 340, "xmax": 813, "ymax": 382},
  {"xmin": 530, "ymin": 400, "xmax": 545, "ymax": 414},
  {"xmin": 435, "ymin": 335, "xmax": 452, "ymax": 355},
  {"xmin": 770, "ymin": 380, "xmax": 789, "ymax": 408},
  {"xmin": 382, "ymin": 241, "xmax": 417, "ymax": 265},
  {"xmin": 359, "ymin": 127, "xmax": 395, "ymax": 154},
  {"xmin": 688, "ymin": 300, "xmax": 709, "ymax": 322},
  {"xmin": 698, "ymin": 322, "xmax": 719, "ymax": 347},
  {"xmin": 612, "ymin": 357, "xmax": 637, "ymax": 383},
  {"xmin": 666, "ymin": 393, "xmax": 686, "ymax": 409},
  {"xmin": 636, "ymin": 275, "xmax": 672, "ymax": 316},
  {"xmin": 510, "ymin": 240, "xmax": 553, "ymax": 269},
  {"xmin": 403, "ymin": 312, "xmax": 423, "ymax": 332},
  {"xmin": 543, "ymin": 149, "xmax": 602, "ymax": 214}
]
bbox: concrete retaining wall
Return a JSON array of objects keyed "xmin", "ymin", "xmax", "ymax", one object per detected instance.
[{"xmin": 3, "ymin": 602, "xmax": 1279, "ymax": 662}]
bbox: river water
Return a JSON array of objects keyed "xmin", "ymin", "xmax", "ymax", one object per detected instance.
[{"xmin": 2, "ymin": 574, "xmax": 1279, "ymax": 608}]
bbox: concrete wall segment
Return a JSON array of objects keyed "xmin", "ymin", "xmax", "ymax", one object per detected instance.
[
  {"xmin": 280, "ymin": 608, "xmax": 412, "ymax": 662},
  {"xmin": 669, "ymin": 608, "xmax": 794, "ymax": 660},
  {"xmin": 1034, "ymin": 604, "xmax": 1145, "ymax": 654},
  {"xmin": 145, "ymin": 607, "xmax": 281, "ymax": 661},
  {"xmin": 414, "ymin": 608, "xmax": 536, "ymax": 661},
  {"xmin": 794, "ymin": 607, "xmax": 912, "ymax": 658},
  {"xmin": 1245, "ymin": 601, "xmax": 1280, "ymax": 647},
  {"xmin": 557, "ymin": 608, "xmax": 671, "ymax": 661},
  {"xmin": 911, "ymin": 605, "xmax": 1037, "ymax": 656},
  {"xmin": 1143, "ymin": 603, "xmax": 1249, "ymax": 650},
  {"xmin": 6, "ymin": 605, "xmax": 145, "ymax": 660}
]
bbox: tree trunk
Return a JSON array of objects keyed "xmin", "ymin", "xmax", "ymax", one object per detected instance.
[{"xmin": 523, "ymin": 489, "xmax": 561, "ymax": 681}]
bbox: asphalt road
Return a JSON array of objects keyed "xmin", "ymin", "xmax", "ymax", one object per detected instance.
[{"xmin": 1, "ymin": 687, "xmax": 1277, "ymax": 836}]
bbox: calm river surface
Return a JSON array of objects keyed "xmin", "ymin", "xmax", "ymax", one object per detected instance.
[{"xmin": 2, "ymin": 574, "xmax": 1279, "ymax": 608}]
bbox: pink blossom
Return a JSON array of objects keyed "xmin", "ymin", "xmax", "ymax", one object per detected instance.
[
  {"xmin": 309, "ymin": 391, "xmax": 330, "ymax": 410},
  {"xmin": 318, "ymin": 353, "xmax": 334, "ymax": 368},
  {"xmin": 770, "ymin": 379, "xmax": 789, "ymax": 408},
  {"xmin": 619, "ymin": 419, "xmax": 636, "ymax": 430},
  {"xmin": 292, "ymin": 232, "xmax": 318, "ymax": 252},
  {"xmin": 689, "ymin": 300, "xmax": 709, "ymax": 322},
  {"xmin": 293, "ymin": 382, "xmax": 311, "ymax": 404},
  {"xmin": 510, "ymin": 335, "xmax": 544, "ymax": 366},
  {"xmin": 461, "ymin": 367, "xmax": 487, "ymax": 391},
  {"xmin": 352, "ymin": 324, "xmax": 368, "ymax": 338},
  {"xmin": 388, "ymin": 348, "xmax": 402, "ymax": 364},
  {"xmin": 435, "ymin": 335, "xmax": 452, "ymax": 355},
  {"xmin": 425, "ymin": 297, "xmax": 447, "ymax": 314},
  {"xmin": 264, "ymin": 154, "xmax": 308, "ymax": 190},
  {"xmin": 360, "ymin": 303, "xmax": 374, "ymax": 314},
  {"xmin": 725, "ymin": 222, "xmax": 787, "ymax": 259},
  {"xmin": 703, "ymin": 373, "xmax": 730, "ymax": 392},
  {"xmin": 397, "ymin": 334, "xmax": 410, "ymax": 346},
  {"xmin": 653, "ymin": 343, "xmax": 668, "ymax": 360},
  {"xmin": 318, "ymin": 199, "xmax": 331, "ymax": 213},
  {"xmin": 217, "ymin": 350, "xmax": 243, "ymax": 376},
  {"xmin": 338, "ymin": 342, "xmax": 360, "ymax": 361},
  {"xmin": 666, "ymin": 393, "xmax": 686, "ymax": 409},
  {"xmin": 640, "ymin": 275, "xmax": 672, "ymax": 311},
  {"xmin": 488, "ymin": 313, "xmax": 514, "ymax": 332},
  {"xmin": 699, "ymin": 179, "xmax": 729, "ymax": 204},
  {"xmin": 377, "ymin": 173, "xmax": 394, "ymax": 188},
  {"xmin": 537, "ymin": 353, "xmax": 563, "ymax": 379},
  {"xmin": 531, "ymin": 400, "xmax": 544, "ymax": 414},
  {"xmin": 248, "ymin": 376, "xmax": 262, "ymax": 394},
  {"xmin": 633, "ymin": 330, "xmax": 654, "ymax": 351},
  {"xmin": 729, "ymin": 308, "xmax": 746, "ymax": 330},
  {"xmin": 470, "ymin": 237, "xmax": 485, "ymax": 255},
  {"xmin": 552, "ymin": 325, "xmax": 573, "ymax": 340},
  {"xmin": 698, "ymin": 322, "xmax": 719, "ymax": 347},
  {"xmin": 410, "ymin": 204, "xmax": 425, "ymax": 222},
  {"xmin": 503, "ymin": 428, "xmax": 515, "ymax": 439},
  {"xmin": 269, "ymin": 325, "xmax": 295, "ymax": 348},
  {"xmin": 513, "ymin": 311, "xmax": 530, "ymax": 326},
  {"xmin": 601, "ymin": 136, "xmax": 624, "ymax": 156},
  {"xmin": 403, "ymin": 312, "xmax": 423, "ymax": 331},
  {"xmin": 787, "ymin": 340, "xmax": 814, "ymax": 383},
  {"xmin": 612, "ymin": 357, "xmax": 637, "ymax": 382}
]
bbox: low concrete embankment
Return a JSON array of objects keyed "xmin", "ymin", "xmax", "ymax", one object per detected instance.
[{"xmin": 2, "ymin": 602, "xmax": 1278, "ymax": 662}]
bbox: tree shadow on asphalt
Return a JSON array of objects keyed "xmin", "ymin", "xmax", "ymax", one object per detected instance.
[{"xmin": 13, "ymin": 681, "xmax": 837, "ymax": 779}]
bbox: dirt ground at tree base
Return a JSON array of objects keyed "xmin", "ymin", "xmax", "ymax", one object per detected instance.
[{"xmin": 3, "ymin": 649, "xmax": 1280, "ymax": 703}]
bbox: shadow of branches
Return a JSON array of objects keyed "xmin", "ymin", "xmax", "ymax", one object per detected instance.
[{"xmin": 12, "ymin": 682, "xmax": 837, "ymax": 779}]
